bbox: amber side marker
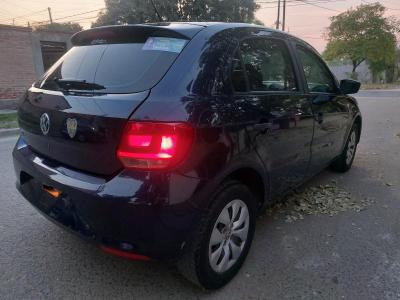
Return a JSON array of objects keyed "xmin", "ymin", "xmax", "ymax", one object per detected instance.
[
  {"xmin": 100, "ymin": 246, "xmax": 151, "ymax": 261},
  {"xmin": 42, "ymin": 185, "xmax": 61, "ymax": 198}
]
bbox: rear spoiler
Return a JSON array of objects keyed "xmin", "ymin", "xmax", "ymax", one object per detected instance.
[{"xmin": 71, "ymin": 24, "xmax": 205, "ymax": 46}]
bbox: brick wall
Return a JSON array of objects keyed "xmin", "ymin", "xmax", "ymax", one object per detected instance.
[{"xmin": 0, "ymin": 25, "xmax": 37, "ymax": 101}]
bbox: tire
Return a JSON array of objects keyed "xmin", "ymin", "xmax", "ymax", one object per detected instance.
[
  {"xmin": 177, "ymin": 180, "xmax": 257, "ymax": 289},
  {"xmin": 331, "ymin": 123, "xmax": 359, "ymax": 172}
]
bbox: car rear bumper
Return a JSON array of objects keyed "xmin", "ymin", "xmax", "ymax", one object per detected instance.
[{"xmin": 12, "ymin": 135, "xmax": 203, "ymax": 260}]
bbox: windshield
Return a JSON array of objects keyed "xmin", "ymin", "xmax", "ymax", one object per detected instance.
[{"xmin": 37, "ymin": 37, "xmax": 188, "ymax": 94}]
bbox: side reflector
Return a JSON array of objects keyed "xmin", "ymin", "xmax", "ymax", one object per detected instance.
[
  {"xmin": 43, "ymin": 185, "xmax": 61, "ymax": 198},
  {"xmin": 100, "ymin": 246, "xmax": 151, "ymax": 261}
]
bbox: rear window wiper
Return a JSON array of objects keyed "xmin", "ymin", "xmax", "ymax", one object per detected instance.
[{"xmin": 53, "ymin": 78, "xmax": 106, "ymax": 91}]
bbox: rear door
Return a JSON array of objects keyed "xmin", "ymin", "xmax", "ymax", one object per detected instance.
[
  {"xmin": 232, "ymin": 36, "xmax": 314, "ymax": 195},
  {"xmin": 18, "ymin": 26, "xmax": 194, "ymax": 175},
  {"xmin": 294, "ymin": 44, "xmax": 350, "ymax": 174}
]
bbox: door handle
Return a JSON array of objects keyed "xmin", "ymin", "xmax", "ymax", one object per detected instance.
[
  {"xmin": 315, "ymin": 112, "xmax": 324, "ymax": 124},
  {"xmin": 254, "ymin": 122, "xmax": 273, "ymax": 132}
]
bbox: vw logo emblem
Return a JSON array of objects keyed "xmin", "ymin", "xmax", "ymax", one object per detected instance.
[{"xmin": 40, "ymin": 113, "xmax": 50, "ymax": 135}]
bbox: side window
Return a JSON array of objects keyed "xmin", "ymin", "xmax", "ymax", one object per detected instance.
[
  {"xmin": 231, "ymin": 51, "xmax": 247, "ymax": 92},
  {"xmin": 296, "ymin": 46, "xmax": 337, "ymax": 93},
  {"xmin": 238, "ymin": 38, "xmax": 297, "ymax": 92}
]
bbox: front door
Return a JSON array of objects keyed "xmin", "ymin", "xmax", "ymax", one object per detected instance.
[{"xmin": 294, "ymin": 45, "xmax": 350, "ymax": 174}]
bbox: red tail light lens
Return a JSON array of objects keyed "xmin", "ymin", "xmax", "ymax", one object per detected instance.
[{"xmin": 117, "ymin": 122, "xmax": 194, "ymax": 170}]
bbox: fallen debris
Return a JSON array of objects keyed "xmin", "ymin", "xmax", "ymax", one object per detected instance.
[{"xmin": 266, "ymin": 180, "xmax": 374, "ymax": 223}]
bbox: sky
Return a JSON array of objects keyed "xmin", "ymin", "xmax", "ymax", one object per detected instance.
[
  {"xmin": 255, "ymin": 0, "xmax": 400, "ymax": 51},
  {"xmin": 0, "ymin": 0, "xmax": 399, "ymax": 52}
]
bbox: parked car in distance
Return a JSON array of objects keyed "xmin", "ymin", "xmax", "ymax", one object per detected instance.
[{"xmin": 13, "ymin": 22, "xmax": 361, "ymax": 289}]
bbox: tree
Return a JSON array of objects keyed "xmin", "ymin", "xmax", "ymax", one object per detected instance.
[
  {"xmin": 33, "ymin": 22, "xmax": 83, "ymax": 33},
  {"xmin": 92, "ymin": 0, "xmax": 260, "ymax": 27},
  {"xmin": 323, "ymin": 3, "xmax": 399, "ymax": 81},
  {"xmin": 387, "ymin": 47, "xmax": 400, "ymax": 83}
]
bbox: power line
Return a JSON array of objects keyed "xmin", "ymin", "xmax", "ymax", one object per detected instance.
[
  {"xmin": 0, "ymin": 4, "xmax": 105, "ymax": 25},
  {"xmin": 7, "ymin": 8, "xmax": 105, "ymax": 26},
  {"xmin": 0, "ymin": 8, "xmax": 47, "ymax": 23},
  {"xmin": 53, "ymin": 8, "xmax": 104, "ymax": 22},
  {"xmin": 258, "ymin": 0, "xmax": 344, "ymax": 10},
  {"xmin": 33, "ymin": 13, "xmax": 101, "ymax": 26},
  {"xmin": 0, "ymin": 0, "xmax": 38, "ymax": 13},
  {"xmin": 62, "ymin": 15, "xmax": 99, "ymax": 23},
  {"xmin": 294, "ymin": 0, "xmax": 341, "ymax": 12},
  {"xmin": 262, "ymin": 0, "xmax": 341, "ymax": 33},
  {"xmin": 150, "ymin": 0, "xmax": 163, "ymax": 22},
  {"xmin": 361, "ymin": 0, "xmax": 400, "ymax": 11},
  {"xmin": 257, "ymin": 0, "xmax": 342, "ymax": 3}
]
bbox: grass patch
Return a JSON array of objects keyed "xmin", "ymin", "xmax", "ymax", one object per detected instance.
[{"xmin": 0, "ymin": 113, "xmax": 18, "ymax": 129}]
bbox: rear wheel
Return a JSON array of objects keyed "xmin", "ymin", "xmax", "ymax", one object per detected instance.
[
  {"xmin": 331, "ymin": 124, "xmax": 359, "ymax": 172},
  {"xmin": 177, "ymin": 181, "xmax": 257, "ymax": 289}
]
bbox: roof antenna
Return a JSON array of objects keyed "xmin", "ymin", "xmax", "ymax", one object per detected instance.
[{"xmin": 150, "ymin": 0, "xmax": 163, "ymax": 22}]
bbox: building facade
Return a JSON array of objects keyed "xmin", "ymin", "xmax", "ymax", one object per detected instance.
[{"xmin": 0, "ymin": 24, "xmax": 73, "ymax": 109}]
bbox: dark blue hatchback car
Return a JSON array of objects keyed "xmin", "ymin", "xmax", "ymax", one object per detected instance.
[{"xmin": 13, "ymin": 22, "xmax": 361, "ymax": 289}]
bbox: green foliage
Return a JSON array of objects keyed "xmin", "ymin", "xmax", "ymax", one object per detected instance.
[
  {"xmin": 0, "ymin": 113, "xmax": 18, "ymax": 129},
  {"xmin": 323, "ymin": 3, "xmax": 399, "ymax": 81},
  {"xmin": 252, "ymin": 18, "xmax": 264, "ymax": 26},
  {"xmin": 93, "ymin": 0, "xmax": 260, "ymax": 27},
  {"xmin": 33, "ymin": 22, "xmax": 83, "ymax": 33}
]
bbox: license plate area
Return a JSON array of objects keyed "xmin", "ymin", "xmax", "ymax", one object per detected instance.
[
  {"xmin": 19, "ymin": 172, "xmax": 61, "ymax": 212},
  {"xmin": 19, "ymin": 172, "xmax": 95, "ymax": 237}
]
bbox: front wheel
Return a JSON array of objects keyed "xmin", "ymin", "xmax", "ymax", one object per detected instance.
[
  {"xmin": 331, "ymin": 123, "xmax": 359, "ymax": 172},
  {"xmin": 177, "ymin": 181, "xmax": 257, "ymax": 289}
]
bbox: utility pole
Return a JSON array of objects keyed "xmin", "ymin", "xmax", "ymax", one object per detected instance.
[
  {"xmin": 282, "ymin": 0, "xmax": 286, "ymax": 31},
  {"xmin": 47, "ymin": 7, "xmax": 53, "ymax": 24},
  {"xmin": 276, "ymin": 0, "xmax": 281, "ymax": 30}
]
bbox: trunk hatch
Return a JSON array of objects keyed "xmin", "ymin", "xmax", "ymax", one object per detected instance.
[
  {"xmin": 18, "ymin": 89, "xmax": 149, "ymax": 175},
  {"xmin": 18, "ymin": 24, "xmax": 201, "ymax": 175}
]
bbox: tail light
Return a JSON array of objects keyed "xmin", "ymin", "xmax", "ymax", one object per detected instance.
[{"xmin": 117, "ymin": 121, "xmax": 194, "ymax": 170}]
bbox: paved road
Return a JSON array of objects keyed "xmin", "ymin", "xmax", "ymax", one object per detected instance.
[{"xmin": 1, "ymin": 90, "xmax": 400, "ymax": 299}]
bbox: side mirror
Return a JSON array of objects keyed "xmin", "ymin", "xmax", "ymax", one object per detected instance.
[{"xmin": 340, "ymin": 79, "xmax": 361, "ymax": 95}]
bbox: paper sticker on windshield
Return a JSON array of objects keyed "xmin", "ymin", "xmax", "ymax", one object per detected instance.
[{"xmin": 142, "ymin": 37, "xmax": 187, "ymax": 53}]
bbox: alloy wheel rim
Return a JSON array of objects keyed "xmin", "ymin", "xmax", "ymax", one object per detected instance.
[
  {"xmin": 346, "ymin": 130, "xmax": 356, "ymax": 165},
  {"xmin": 208, "ymin": 199, "xmax": 249, "ymax": 273}
]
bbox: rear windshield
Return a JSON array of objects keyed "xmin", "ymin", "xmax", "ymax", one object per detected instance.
[{"xmin": 37, "ymin": 37, "xmax": 188, "ymax": 94}]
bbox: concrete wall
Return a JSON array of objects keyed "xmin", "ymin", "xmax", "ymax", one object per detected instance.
[
  {"xmin": 0, "ymin": 24, "xmax": 73, "ymax": 107},
  {"xmin": 30, "ymin": 30, "xmax": 73, "ymax": 78},
  {"xmin": 0, "ymin": 25, "xmax": 36, "ymax": 101}
]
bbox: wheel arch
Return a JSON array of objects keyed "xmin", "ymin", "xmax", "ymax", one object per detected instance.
[
  {"xmin": 340, "ymin": 112, "xmax": 362, "ymax": 154},
  {"xmin": 222, "ymin": 167, "xmax": 269, "ymax": 211},
  {"xmin": 353, "ymin": 114, "xmax": 362, "ymax": 143}
]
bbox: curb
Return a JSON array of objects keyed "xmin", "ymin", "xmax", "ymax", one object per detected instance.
[
  {"xmin": 0, "ymin": 99, "xmax": 18, "ymax": 110},
  {"xmin": 0, "ymin": 128, "xmax": 20, "ymax": 138}
]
